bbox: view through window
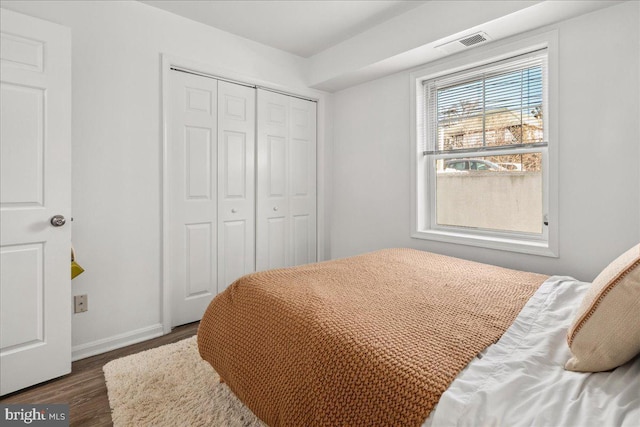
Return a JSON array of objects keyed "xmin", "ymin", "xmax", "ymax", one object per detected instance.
[{"xmin": 423, "ymin": 51, "xmax": 548, "ymax": 236}]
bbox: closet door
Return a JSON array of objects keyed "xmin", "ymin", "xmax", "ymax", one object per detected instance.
[
  {"xmin": 168, "ymin": 71, "xmax": 219, "ymax": 327},
  {"xmin": 168, "ymin": 71, "xmax": 257, "ymax": 327},
  {"xmin": 217, "ymin": 81, "xmax": 255, "ymax": 292},
  {"xmin": 256, "ymin": 90, "xmax": 316, "ymax": 271},
  {"xmin": 289, "ymin": 96, "xmax": 317, "ymax": 267}
]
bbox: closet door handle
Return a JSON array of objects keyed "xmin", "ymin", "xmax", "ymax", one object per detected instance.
[
  {"xmin": 273, "ymin": 206, "xmax": 278, "ymax": 211},
  {"xmin": 231, "ymin": 208, "xmax": 237, "ymax": 214}
]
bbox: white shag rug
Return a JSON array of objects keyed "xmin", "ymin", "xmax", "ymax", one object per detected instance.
[{"xmin": 103, "ymin": 336, "xmax": 267, "ymax": 427}]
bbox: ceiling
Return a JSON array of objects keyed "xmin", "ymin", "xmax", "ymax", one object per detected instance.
[{"xmin": 140, "ymin": 0, "xmax": 427, "ymax": 58}]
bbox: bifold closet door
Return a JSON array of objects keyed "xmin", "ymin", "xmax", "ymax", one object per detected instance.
[
  {"xmin": 168, "ymin": 71, "xmax": 255, "ymax": 327},
  {"xmin": 216, "ymin": 81, "xmax": 256, "ymax": 292},
  {"xmin": 256, "ymin": 89, "xmax": 317, "ymax": 271}
]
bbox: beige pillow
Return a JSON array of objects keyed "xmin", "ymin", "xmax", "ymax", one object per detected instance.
[{"xmin": 565, "ymin": 243, "xmax": 640, "ymax": 372}]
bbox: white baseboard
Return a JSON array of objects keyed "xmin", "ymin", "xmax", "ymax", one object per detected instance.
[{"xmin": 71, "ymin": 323, "xmax": 164, "ymax": 361}]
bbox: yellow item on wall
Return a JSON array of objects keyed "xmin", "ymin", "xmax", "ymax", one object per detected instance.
[{"xmin": 71, "ymin": 245, "xmax": 85, "ymax": 279}]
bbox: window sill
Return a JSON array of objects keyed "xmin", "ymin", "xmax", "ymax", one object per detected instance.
[{"xmin": 411, "ymin": 229, "xmax": 558, "ymax": 258}]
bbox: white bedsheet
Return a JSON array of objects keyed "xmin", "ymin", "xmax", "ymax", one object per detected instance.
[{"xmin": 424, "ymin": 276, "xmax": 640, "ymax": 427}]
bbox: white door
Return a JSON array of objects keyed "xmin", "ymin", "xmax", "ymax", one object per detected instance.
[
  {"xmin": 168, "ymin": 72, "xmax": 256, "ymax": 327},
  {"xmin": 256, "ymin": 90, "xmax": 316, "ymax": 271},
  {"xmin": 216, "ymin": 81, "xmax": 256, "ymax": 292},
  {"xmin": 0, "ymin": 9, "xmax": 71, "ymax": 395},
  {"xmin": 168, "ymin": 70, "xmax": 219, "ymax": 327},
  {"xmin": 288, "ymin": 96, "xmax": 317, "ymax": 267}
]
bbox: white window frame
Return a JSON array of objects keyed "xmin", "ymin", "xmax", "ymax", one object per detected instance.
[{"xmin": 410, "ymin": 31, "xmax": 558, "ymax": 257}]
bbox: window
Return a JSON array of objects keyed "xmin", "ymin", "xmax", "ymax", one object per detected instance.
[{"xmin": 411, "ymin": 34, "xmax": 558, "ymax": 256}]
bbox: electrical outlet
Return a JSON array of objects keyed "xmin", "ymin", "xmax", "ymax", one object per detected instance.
[{"xmin": 74, "ymin": 294, "xmax": 88, "ymax": 313}]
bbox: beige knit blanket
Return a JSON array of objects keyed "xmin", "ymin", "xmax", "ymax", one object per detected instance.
[{"xmin": 198, "ymin": 248, "xmax": 548, "ymax": 426}]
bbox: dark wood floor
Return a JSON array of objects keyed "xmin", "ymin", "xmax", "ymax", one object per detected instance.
[{"xmin": 0, "ymin": 322, "xmax": 200, "ymax": 426}]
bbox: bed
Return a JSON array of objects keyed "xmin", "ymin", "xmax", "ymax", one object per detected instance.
[{"xmin": 198, "ymin": 247, "xmax": 640, "ymax": 427}]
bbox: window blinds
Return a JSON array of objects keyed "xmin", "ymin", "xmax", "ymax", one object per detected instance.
[{"xmin": 422, "ymin": 48, "xmax": 548, "ymax": 155}]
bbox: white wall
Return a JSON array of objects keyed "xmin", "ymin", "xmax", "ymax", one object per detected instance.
[
  {"xmin": 1, "ymin": 0, "xmax": 330, "ymax": 358},
  {"xmin": 331, "ymin": 1, "xmax": 640, "ymax": 282}
]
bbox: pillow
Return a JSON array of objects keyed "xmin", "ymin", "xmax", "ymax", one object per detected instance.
[{"xmin": 565, "ymin": 243, "xmax": 640, "ymax": 372}]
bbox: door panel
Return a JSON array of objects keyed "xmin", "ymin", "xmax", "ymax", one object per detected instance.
[
  {"xmin": 292, "ymin": 215, "xmax": 311, "ymax": 265},
  {"xmin": 185, "ymin": 126, "xmax": 213, "ymax": 199},
  {"xmin": 256, "ymin": 90, "xmax": 316, "ymax": 272},
  {"xmin": 0, "ymin": 244, "xmax": 44, "ymax": 349},
  {"xmin": 267, "ymin": 217, "xmax": 287, "ymax": 269},
  {"xmin": 168, "ymin": 71, "xmax": 218, "ymax": 327},
  {"xmin": 289, "ymin": 98, "xmax": 317, "ymax": 267},
  {"xmin": 216, "ymin": 81, "xmax": 255, "ymax": 293},
  {"xmin": 0, "ymin": 32, "xmax": 45, "ymax": 72},
  {"xmin": 222, "ymin": 131, "xmax": 246, "ymax": 198},
  {"xmin": 184, "ymin": 222, "xmax": 214, "ymax": 297},
  {"xmin": 268, "ymin": 136, "xmax": 287, "ymax": 197},
  {"xmin": 221, "ymin": 220, "xmax": 247, "ymax": 286},
  {"xmin": 257, "ymin": 92, "xmax": 290, "ymax": 270},
  {"xmin": 0, "ymin": 83, "xmax": 44, "ymax": 205},
  {"xmin": 168, "ymin": 73, "xmax": 255, "ymax": 326},
  {"xmin": 291, "ymin": 138, "xmax": 310, "ymax": 196},
  {"xmin": 0, "ymin": 9, "xmax": 71, "ymax": 396}
]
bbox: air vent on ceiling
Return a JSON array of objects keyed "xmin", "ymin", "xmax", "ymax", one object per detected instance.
[
  {"xmin": 436, "ymin": 32, "xmax": 491, "ymax": 54},
  {"xmin": 459, "ymin": 33, "xmax": 488, "ymax": 47}
]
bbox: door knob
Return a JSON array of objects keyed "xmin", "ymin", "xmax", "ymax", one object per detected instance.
[
  {"xmin": 273, "ymin": 206, "xmax": 278, "ymax": 211},
  {"xmin": 231, "ymin": 208, "xmax": 237, "ymax": 214},
  {"xmin": 50, "ymin": 215, "xmax": 66, "ymax": 227}
]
